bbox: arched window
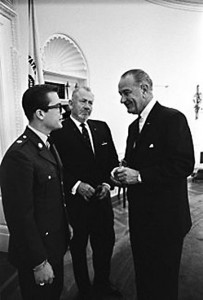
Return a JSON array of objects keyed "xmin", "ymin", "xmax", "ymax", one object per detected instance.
[{"xmin": 42, "ymin": 33, "xmax": 89, "ymax": 100}]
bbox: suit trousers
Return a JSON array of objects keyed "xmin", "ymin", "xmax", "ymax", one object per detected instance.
[
  {"xmin": 69, "ymin": 195, "xmax": 115, "ymax": 294},
  {"xmin": 17, "ymin": 258, "xmax": 64, "ymax": 300},
  {"xmin": 130, "ymin": 231, "xmax": 183, "ymax": 300}
]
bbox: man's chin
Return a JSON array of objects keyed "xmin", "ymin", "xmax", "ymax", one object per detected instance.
[
  {"xmin": 53, "ymin": 122, "xmax": 63, "ymax": 130},
  {"xmin": 80, "ymin": 118, "xmax": 89, "ymax": 123},
  {"xmin": 127, "ymin": 107, "xmax": 135, "ymax": 114},
  {"xmin": 80, "ymin": 113, "xmax": 90, "ymax": 121}
]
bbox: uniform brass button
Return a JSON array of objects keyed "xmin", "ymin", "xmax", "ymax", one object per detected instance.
[{"xmin": 38, "ymin": 143, "xmax": 43, "ymax": 149}]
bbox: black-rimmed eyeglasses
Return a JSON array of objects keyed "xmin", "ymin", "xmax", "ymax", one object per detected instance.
[{"xmin": 46, "ymin": 103, "xmax": 63, "ymax": 114}]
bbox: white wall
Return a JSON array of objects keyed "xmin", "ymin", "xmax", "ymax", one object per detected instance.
[
  {"xmin": 1, "ymin": 0, "xmax": 203, "ymax": 252},
  {"xmin": 17, "ymin": 0, "xmax": 203, "ymax": 160}
]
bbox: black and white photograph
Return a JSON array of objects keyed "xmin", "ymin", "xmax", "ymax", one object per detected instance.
[{"xmin": 0, "ymin": 0, "xmax": 203, "ymax": 299}]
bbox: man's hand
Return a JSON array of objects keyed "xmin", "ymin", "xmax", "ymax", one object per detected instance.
[
  {"xmin": 95, "ymin": 184, "xmax": 110, "ymax": 200},
  {"xmin": 114, "ymin": 167, "xmax": 140, "ymax": 185},
  {"xmin": 34, "ymin": 261, "xmax": 54, "ymax": 286},
  {"xmin": 77, "ymin": 182, "xmax": 95, "ymax": 201},
  {"xmin": 110, "ymin": 175, "xmax": 123, "ymax": 187}
]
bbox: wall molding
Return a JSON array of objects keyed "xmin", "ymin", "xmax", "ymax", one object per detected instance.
[
  {"xmin": 146, "ymin": 0, "xmax": 203, "ymax": 11},
  {"xmin": 0, "ymin": 1, "xmax": 16, "ymax": 18},
  {"xmin": 0, "ymin": 0, "xmax": 22, "ymax": 252}
]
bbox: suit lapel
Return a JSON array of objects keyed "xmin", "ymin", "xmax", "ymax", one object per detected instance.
[
  {"xmin": 87, "ymin": 120, "xmax": 100, "ymax": 155},
  {"xmin": 49, "ymin": 143, "xmax": 64, "ymax": 182},
  {"xmin": 132, "ymin": 117, "xmax": 141, "ymax": 147},
  {"xmin": 69, "ymin": 118, "xmax": 89, "ymax": 146},
  {"xmin": 68, "ymin": 118, "xmax": 95, "ymax": 155},
  {"xmin": 134, "ymin": 102, "xmax": 161, "ymax": 146},
  {"xmin": 39, "ymin": 147, "xmax": 57, "ymax": 165}
]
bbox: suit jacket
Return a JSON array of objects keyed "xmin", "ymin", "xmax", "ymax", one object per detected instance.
[
  {"xmin": 0, "ymin": 127, "xmax": 69, "ymax": 268},
  {"xmin": 125, "ymin": 102, "xmax": 195, "ymax": 242},
  {"xmin": 51, "ymin": 117, "xmax": 119, "ymax": 197}
]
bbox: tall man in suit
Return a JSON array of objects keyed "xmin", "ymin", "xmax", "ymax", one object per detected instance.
[
  {"xmin": 113, "ymin": 69, "xmax": 195, "ymax": 300},
  {"xmin": 0, "ymin": 84, "xmax": 70, "ymax": 300},
  {"xmin": 52, "ymin": 86, "xmax": 120, "ymax": 300}
]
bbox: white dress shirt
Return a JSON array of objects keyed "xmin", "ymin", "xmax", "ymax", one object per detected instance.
[{"xmin": 139, "ymin": 98, "xmax": 157, "ymax": 132}]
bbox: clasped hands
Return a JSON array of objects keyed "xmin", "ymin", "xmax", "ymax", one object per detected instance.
[
  {"xmin": 111, "ymin": 166, "xmax": 140, "ymax": 186},
  {"xmin": 34, "ymin": 260, "xmax": 54, "ymax": 286},
  {"xmin": 77, "ymin": 182, "xmax": 110, "ymax": 201}
]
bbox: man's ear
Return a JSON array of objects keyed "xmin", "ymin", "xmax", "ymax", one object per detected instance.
[
  {"xmin": 68, "ymin": 99, "xmax": 73, "ymax": 109},
  {"xmin": 35, "ymin": 109, "xmax": 45, "ymax": 120},
  {"xmin": 140, "ymin": 84, "xmax": 148, "ymax": 94}
]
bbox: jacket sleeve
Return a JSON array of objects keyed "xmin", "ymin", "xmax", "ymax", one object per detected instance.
[{"xmin": 103, "ymin": 123, "xmax": 119, "ymax": 187}]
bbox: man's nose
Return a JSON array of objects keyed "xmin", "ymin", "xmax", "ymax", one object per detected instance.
[
  {"xmin": 61, "ymin": 107, "xmax": 66, "ymax": 114},
  {"xmin": 120, "ymin": 95, "xmax": 126, "ymax": 104},
  {"xmin": 84, "ymin": 102, "xmax": 91, "ymax": 109}
]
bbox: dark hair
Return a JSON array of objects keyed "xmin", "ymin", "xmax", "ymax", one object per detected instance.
[
  {"xmin": 121, "ymin": 69, "xmax": 153, "ymax": 90},
  {"xmin": 22, "ymin": 84, "xmax": 58, "ymax": 121}
]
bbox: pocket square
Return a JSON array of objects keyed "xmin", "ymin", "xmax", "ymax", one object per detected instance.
[
  {"xmin": 149, "ymin": 143, "xmax": 154, "ymax": 148},
  {"xmin": 101, "ymin": 142, "xmax": 107, "ymax": 146}
]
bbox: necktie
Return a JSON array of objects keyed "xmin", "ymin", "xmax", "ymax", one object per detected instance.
[
  {"xmin": 46, "ymin": 139, "xmax": 50, "ymax": 149},
  {"xmin": 80, "ymin": 123, "xmax": 92, "ymax": 150},
  {"xmin": 133, "ymin": 115, "xmax": 141, "ymax": 147},
  {"xmin": 136, "ymin": 114, "xmax": 141, "ymax": 133},
  {"xmin": 47, "ymin": 137, "xmax": 62, "ymax": 167}
]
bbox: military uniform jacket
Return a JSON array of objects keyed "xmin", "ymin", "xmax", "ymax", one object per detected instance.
[{"xmin": 0, "ymin": 127, "xmax": 69, "ymax": 268}]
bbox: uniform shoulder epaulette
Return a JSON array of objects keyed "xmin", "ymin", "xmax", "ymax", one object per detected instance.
[{"xmin": 15, "ymin": 134, "xmax": 28, "ymax": 147}]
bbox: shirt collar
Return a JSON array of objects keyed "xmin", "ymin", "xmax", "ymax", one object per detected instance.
[
  {"xmin": 28, "ymin": 124, "xmax": 48, "ymax": 145},
  {"xmin": 70, "ymin": 115, "xmax": 88, "ymax": 130},
  {"xmin": 140, "ymin": 98, "xmax": 157, "ymax": 122}
]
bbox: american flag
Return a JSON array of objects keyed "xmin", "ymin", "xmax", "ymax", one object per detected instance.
[{"xmin": 28, "ymin": 0, "xmax": 44, "ymax": 87}]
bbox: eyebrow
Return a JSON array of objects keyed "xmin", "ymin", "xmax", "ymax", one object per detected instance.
[
  {"xmin": 119, "ymin": 88, "xmax": 131, "ymax": 94},
  {"xmin": 80, "ymin": 98, "xmax": 93, "ymax": 102}
]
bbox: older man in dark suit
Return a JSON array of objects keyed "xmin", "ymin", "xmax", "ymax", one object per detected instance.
[
  {"xmin": 0, "ymin": 84, "xmax": 70, "ymax": 300},
  {"xmin": 113, "ymin": 69, "xmax": 195, "ymax": 300},
  {"xmin": 52, "ymin": 86, "xmax": 120, "ymax": 300}
]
